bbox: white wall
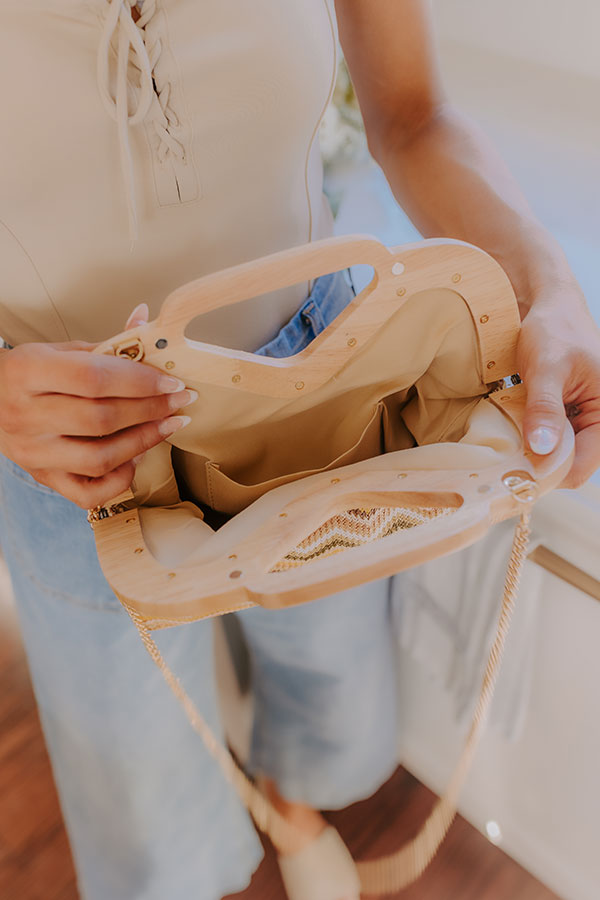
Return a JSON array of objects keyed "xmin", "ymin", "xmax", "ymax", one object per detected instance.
[
  {"xmin": 429, "ymin": 1, "xmax": 600, "ymax": 326},
  {"xmin": 432, "ymin": 0, "xmax": 600, "ymax": 79}
]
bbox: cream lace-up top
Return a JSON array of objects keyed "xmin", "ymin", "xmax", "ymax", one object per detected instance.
[{"xmin": 0, "ymin": 0, "xmax": 338, "ymax": 349}]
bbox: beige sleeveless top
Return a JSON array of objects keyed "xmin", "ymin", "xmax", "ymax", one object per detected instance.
[{"xmin": 0, "ymin": 0, "xmax": 338, "ymax": 349}]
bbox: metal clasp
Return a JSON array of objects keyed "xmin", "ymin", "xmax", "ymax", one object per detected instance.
[
  {"xmin": 114, "ymin": 339, "xmax": 145, "ymax": 362},
  {"xmin": 502, "ymin": 472, "xmax": 538, "ymax": 504},
  {"xmin": 87, "ymin": 502, "xmax": 129, "ymax": 525}
]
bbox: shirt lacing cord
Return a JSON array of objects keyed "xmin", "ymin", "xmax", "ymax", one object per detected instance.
[{"xmin": 97, "ymin": 0, "xmax": 186, "ymax": 246}]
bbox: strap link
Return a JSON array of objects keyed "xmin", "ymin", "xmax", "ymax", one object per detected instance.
[{"xmin": 87, "ymin": 502, "xmax": 129, "ymax": 525}]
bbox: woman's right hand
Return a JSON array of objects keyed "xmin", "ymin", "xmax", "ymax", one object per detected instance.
[{"xmin": 0, "ymin": 304, "xmax": 195, "ymax": 509}]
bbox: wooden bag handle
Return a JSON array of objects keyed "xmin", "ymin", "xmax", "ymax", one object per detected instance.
[
  {"xmin": 92, "ymin": 393, "xmax": 574, "ymax": 627},
  {"xmin": 95, "ymin": 236, "xmax": 521, "ymax": 397},
  {"xmin": 159, "ymin": 234, "xmax": 392, "ymax": 330}
]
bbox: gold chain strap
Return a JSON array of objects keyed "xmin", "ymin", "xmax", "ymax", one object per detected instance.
[
  {"xmin": 355, "ymin": 507, "xmax": 532, "ymax": 892},
  {"xmin": 122, "ymin": 508, "xmax": 533, "ymax": 894}
]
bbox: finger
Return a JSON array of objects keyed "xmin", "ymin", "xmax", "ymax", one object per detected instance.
[
  {"xmin": 559, "ymin": 424, "xmax": 600, "ymax": 489},
  {"xmin": 14, "ymin": 344, "xmax": 185, "ymax": 399},
  {"xmin": 51, "ymin": 415, "xmax": 191, "ymax": 478},
  {"xmin": 13, "ymin": 389, "xmax": 197, "ymax": 437},
  {"xmin": 522, "ymin": 369, "xmax": 568, "ymax": 456},
  {"xmin": 53, "ymin": 341, "xmax": 98, "ymax": 352},
  {"xmin": 32, "ymin": 462, "xmax": 137, "ymax": 509},
  {"xmin": 125, "ymin": 302, "xmax": 149, "ymax": 330}
]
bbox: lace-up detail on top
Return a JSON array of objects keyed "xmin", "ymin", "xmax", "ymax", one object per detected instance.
[{"xmin": 97, "ymin": 0, "xmax": 191, "ymax": 243}]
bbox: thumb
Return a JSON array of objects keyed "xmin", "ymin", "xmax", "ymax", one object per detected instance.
[
  {"xmin": 125, "ymin": 302, "xmax": 149, "ymax": 330},
  {"xmin": 523, "ymin": 370, "xmax": 566, "ymax": 456}
]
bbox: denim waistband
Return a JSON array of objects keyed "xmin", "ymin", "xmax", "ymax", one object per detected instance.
[{"xmin": 254, "ymin": 268, "xmax": 356, "ymax": 358}]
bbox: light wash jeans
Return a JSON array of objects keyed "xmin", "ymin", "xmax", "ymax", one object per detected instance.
[{"xmin": 0, "ymin": 269, "xmax": 399, "ymax": 900}]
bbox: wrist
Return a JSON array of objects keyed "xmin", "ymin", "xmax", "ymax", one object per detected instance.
[{"xmin": 500, "ymin": 224, "xmax": 577, "ymax": 313}]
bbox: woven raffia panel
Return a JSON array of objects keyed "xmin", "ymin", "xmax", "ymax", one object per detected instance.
[{"xmin": 269, "ymin": 505, "xmax": 456, "ymax": 572}]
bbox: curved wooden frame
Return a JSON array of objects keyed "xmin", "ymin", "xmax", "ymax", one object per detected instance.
[
  {"xmin": 92, "ymin": 236, "xmax": 574, "ymax": 626},
  {"xmin": 96, "ymin": 235, "xmax": 521, "ymax": 394}
]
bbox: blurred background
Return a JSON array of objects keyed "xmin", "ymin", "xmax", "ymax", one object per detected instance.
[
  {"xmin": 321, "ymin": 2, "xmax": 600, "ymax": 899},
  {"xmin": 1, "ymin": 2, "xmax": 599, "ymax": 898}
]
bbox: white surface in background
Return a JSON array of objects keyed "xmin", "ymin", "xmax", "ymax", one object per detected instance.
[{"xmin": 432, "ymin": 0, "xmax": 600, "ymax": 79}]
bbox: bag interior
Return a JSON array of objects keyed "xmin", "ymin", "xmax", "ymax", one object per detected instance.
[{"xmin": 131, "ymin": 287, "xmax": 523, "ymax": 569}]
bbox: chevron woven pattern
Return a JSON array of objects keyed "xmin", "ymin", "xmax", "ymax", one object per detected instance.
[{"xmin": 269, "ymin": 505, "xmax": 456, "ymax": 572}]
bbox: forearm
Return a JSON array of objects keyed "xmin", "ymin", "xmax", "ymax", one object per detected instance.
[{"xmin": 371, "ymin": 103, "xmax": 580, "ymax": 313}]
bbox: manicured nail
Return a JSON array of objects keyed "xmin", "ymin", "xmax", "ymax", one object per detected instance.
[
  {"xmin": 158, "ymin": 415, "xmax": 191, "ymax": 437},
  {"xmin": 168, "ymin": 389, "xmax": 198, "ymax": 412},
  {"xmin": 158, "ymin": 375, "xmax": 186, "ymax": 394},
  {"xmin": 128, "ymin": 302, "xmax": 149, "ymax": 326},
  {"xmin": 529, "ymin": 426, "xmax": 558, "ymax": 455}
]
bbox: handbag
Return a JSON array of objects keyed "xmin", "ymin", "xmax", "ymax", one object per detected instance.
[{"xmin": 89, "ymin": 235, "xmax": 573, "ymax": 894}]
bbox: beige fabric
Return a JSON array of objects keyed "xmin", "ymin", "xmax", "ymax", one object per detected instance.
[
  {"xmin": 132, "ymin": 285, "xmax": 523, "ymax": 570},
  {"xmin": 0, "ymin": 0, "xmax": 337, "ymax": 349}
]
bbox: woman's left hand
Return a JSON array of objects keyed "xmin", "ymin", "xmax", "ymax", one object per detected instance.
[{"xmin": 518, "ymin": 279, "xmax": 600, "ymax": 488}]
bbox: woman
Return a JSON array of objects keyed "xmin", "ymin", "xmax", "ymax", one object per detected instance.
[{"xmin": 0, "ymin": 2, "xmax": 598, "ymax": 899}]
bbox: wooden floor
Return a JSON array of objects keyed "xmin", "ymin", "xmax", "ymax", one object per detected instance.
[{"xmin": 0, "ymin": 564, "xmax": 561, "ymax": 900}]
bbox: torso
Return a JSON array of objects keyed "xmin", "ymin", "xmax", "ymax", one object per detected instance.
[{"xmin": 0, "ymin": 0, "xmax": 337, "ymax": 349}]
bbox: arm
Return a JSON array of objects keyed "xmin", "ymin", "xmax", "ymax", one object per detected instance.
[{"xmin": 335, "ymin": 0, "xmax": 600, "ymax": 486}]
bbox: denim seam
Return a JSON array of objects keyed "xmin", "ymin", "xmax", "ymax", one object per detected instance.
[{"xmin": 302, "ymin": 300, "xmax": 326, "ymax": 333}]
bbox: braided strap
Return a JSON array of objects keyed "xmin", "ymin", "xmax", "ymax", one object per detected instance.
[
  {"xmin": 122, "ymin": 508, "xmax": 533, "ymax": 893},
  {"xmin": 356, "ymin": 508, "xmax": 533, "ymax": 893}
]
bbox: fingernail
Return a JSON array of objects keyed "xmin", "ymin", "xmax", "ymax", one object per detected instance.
[
  {"xmin": 159, "ymin": 375, "xmax": 186, "ymax": 394},
  {"xmin": 128, "ymin": 302, "xmax": 149, "ymax": 325},
  {"xmin": 168, "ymin": 389, "xmax": 198, "ymax": 412},
  {"xmin": 132, "ymin": 452, "xmax": 146, "ymax": 467},
  {"xmin": 158, "ymin": 415, "xmax": 191, "ymax": 437},
  {"xmin": 529, "ymin": 426, "xmax": 558, "ymax": 455}
]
